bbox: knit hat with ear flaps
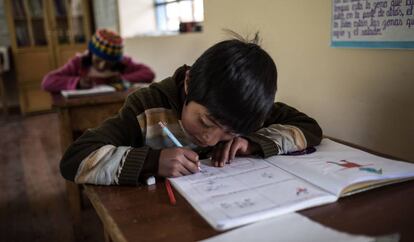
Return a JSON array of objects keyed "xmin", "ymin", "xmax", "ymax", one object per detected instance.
[{"xmin": 88, "ymin": 29, "xmax": 123, "ymax": 62}]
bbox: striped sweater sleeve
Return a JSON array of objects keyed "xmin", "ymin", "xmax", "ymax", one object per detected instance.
[
  {"xmin": 60, "ymin": 94, "xmax": 160, "ymax": 186},
  {"xmin": 245, "ymin": 102, "xmax": 323, "ymax": 157}
]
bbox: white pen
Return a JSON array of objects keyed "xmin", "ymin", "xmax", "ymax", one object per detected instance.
[{"xmin": 158, "ymin": 121, "xmax": 201, "ymax": 171}]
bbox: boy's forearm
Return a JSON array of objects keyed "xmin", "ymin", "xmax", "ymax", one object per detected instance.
[
  {"xmin": 245, "ymin": 102, "xmax": 323, "ymax": 157},
  {"xmin": 59, "ymin": 132, "xmax": 105, "ymax": 182},
  {"xmin": 61, "ymin": 136, "xmax": 159, "ymax": 186},
  {"xmin": 60, "ymin": 100, "xmax": 152, "ymax": 185},
  {"xmin": 244, "ymin": 133, "xmax": 279, "ymax": 158}
]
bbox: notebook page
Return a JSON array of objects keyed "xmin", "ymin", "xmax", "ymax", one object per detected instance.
[
  {"xmin": 169, "ymin": 157, "xmax": 337, "ymax": 231},
  {"xmin": 201, "ymin": 213, "xmax": 382, "ymax": 242},
  {"xmin": 265, "ymin": 139, "xmax": 414, "ymax": 197}
]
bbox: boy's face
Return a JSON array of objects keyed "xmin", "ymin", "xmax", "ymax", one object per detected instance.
[
  {"xmin": 181, "ymin": 71, "xmax": 237, "ymax": 147},
  {"xmin": 181, "ymin": 101, "xmax": 237, "ymax": 147},
  {"xmin": 92, "ymin": 54, "xmax": 116, "ymax": 72}
]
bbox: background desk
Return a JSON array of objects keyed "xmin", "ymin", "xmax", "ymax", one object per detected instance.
[
  {"xmin": 84, "ymin": 179, "xmax": 414, "ymax": 242},
  {"xmin": 53, "ymin": 90, "xmax": 135, "ymax": 228}
]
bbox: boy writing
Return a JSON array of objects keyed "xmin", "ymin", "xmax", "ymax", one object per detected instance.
[
  {"xmin": 60, "ymin": 32, "xmax": 322, "ymax": 185},
  {"xmin": 42, "ymin": 29, "xmax": 155, "ymax": 92}
]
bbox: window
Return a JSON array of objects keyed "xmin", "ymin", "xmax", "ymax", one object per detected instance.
[
  {"xmin": 118, "ymin": 0, "xmax": 203, "ymax": 37},
  {"xmin": 154, "ymin": 0, "xmax": 204, "ymax": 33}
]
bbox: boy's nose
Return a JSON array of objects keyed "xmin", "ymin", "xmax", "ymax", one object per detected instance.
[{"xmin": 202, "ymin": 132, "xmax": 220, "ymax": 147}]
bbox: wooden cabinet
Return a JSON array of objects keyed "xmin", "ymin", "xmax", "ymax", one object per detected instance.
[{"xmin": 4, "ymin": 0, "xmax": 92, "ymax": 113}]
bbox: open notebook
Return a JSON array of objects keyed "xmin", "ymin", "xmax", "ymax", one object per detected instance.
[
  {"xmin": 61, "ymin": 85, "xmax": 116, "ymax": 98},
  {"xmin": 169, "ymin": 139, "xmax": 414, "ymax": 231}
]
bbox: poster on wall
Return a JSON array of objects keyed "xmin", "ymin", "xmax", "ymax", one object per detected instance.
[{"xmin": 331, "ymin": 0, "xmax": 414, "ymax": 49}]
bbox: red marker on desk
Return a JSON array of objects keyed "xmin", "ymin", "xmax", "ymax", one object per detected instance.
[
  {"xmin": 158, "ymin": 121, "xmax": 200, "ymax": 206},
  {"xmin": 165, "ymin": 179, "xmax": 176, "ymax": 205}
]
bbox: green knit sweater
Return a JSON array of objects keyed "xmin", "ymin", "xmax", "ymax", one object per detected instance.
[{"xmin": 60, "ymin": 65, "xmax": 323, "ymax": 185}]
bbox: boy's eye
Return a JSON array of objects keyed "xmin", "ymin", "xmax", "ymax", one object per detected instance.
[{"xmin": 200, "ymin": 118, "xmax": 214, "ymax": 128}]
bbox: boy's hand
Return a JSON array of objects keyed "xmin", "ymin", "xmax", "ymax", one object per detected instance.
[
  {"xmin": 158, "ymin": 147, "xmax": 200, "ymax": 177},
  {"xmin": 211, "ymin": 137, "xmax": 260, "ymax": 167},
  {"xmin": 106, "ymin": 73, "xmax": 122, "ymax": 84},
  {"xmin": 79, "ymin": 77, "xmax": 93, "ymax": 89}
]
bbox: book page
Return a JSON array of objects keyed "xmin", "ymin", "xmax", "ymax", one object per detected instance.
[
  {"xmin": 61, "ymin": 85, "xmax": 116, "ymax": 98},
  {"xmin": 169, "ymin": 157, "xmax": 337, "ymax": 231},
  {"xmin": 265, "ymin": 139, "xmax": 414, "ymax": 197},
  {"xmin": 202, "ymin": 213, "xmax": 381, "ymax": 242}
]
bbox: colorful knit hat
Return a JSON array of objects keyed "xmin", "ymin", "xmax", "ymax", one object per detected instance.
[{"xmin": 88, "ymin": 29, "xmax": 123, "ymax": 62}]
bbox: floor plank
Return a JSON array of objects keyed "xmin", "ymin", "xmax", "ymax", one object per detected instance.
[{"xmin": 0, "ymin": 112, "xmax": 104, "ymax": 242}]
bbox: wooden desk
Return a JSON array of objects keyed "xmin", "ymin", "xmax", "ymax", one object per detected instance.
[
  {"xmin": 82, "ymin": 139, "xmax": 414, "ymax": 242},
  {"xmin": 84, "ymin": 179, "xmax": 414, "ymax": 242},
  {"xmin": 53, "ymin": 90, "xmax": 135, "ymax": 227}
]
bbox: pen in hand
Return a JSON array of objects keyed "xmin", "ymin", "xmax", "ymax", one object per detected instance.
[
  {"xmin": 158, "ymin": 121, "xmax": 201, "ymax": 171},
  {"xmin": 158, "ymin": 121, "xmax": 184, "ymax": 147},
  {"xmin": 158, "ymin": 121, "xmax": 199, "ymax": 206}
]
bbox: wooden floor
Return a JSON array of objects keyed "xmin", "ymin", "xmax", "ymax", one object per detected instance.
[{"xmin": 0, "ymin": 112, "xmax": 103, "ymax": 242}]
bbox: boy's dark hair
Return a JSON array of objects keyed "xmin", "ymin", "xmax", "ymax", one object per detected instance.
[
  {"xmin": 187, "ymin": 31, "xmax": 277, "ymax": 135},
  {"xmin": 81, "ymin": 51, "xmax": 126, "ymax": 72}
]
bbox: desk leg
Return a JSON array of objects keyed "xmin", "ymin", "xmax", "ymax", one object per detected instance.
[
  {"xmin": 66, "ymin": 181, "xmax": 83, "ymax": 224},
  {"xmin": 104, "ymin": 228, "xmax": 113, "ymax": 242},
  {"xmin": 59, "ymin": 109, "xmax": 84, "ymax": 217},
  {"xmin": 0, "ymin": 75, "xmax": 8, "ymax": 117}
]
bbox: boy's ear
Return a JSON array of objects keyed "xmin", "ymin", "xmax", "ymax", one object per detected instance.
[{"xmin": 184, "ymin": 70, "xmax": 190, "ymax": 95}]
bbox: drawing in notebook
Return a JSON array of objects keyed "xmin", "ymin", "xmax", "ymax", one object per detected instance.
[
  {"xmin": 296, "ymin": 187, "xmax": 308, "ymax": 196},
  {"xmin": 326, "ymin": 160, "xmax": 382, "ymax": 174},
  {"xmin": 169, "ymin": 139, "xmax": 414, "ymax": 231}
]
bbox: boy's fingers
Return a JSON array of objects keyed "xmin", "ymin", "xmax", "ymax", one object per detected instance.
[
  {"xmin": 229, "ymin": 143, "xmax": 238, "ymax": 162},
  {"xmin": 229, "ymin": 137, "xmax": 245, "ymax": 161},
  {"xmin": 178, "ymin": 165, "xmax": 192, "ymax": 176},
  {"xmin": 211, "ymin": 143, "xmax": 228, "ymax": 167},
  {"xmin": 219, "ymin": 139, "xmax": 233, "ymax": 165},
  {"xmin": 178, "ymin": 154, "xmax": 200, "ymax": 174},
  {"xmin": 182, "ymin": 148, "xmax": 199, "ymax": 162},
  {"xmin": 182, "ymin": 159, "xmax": 199, "ymax": 173},
  {"xmin": 212, "ymin": 142, "xmax": 223, "ymax": 167}
]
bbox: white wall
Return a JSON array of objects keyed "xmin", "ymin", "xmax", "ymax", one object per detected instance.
[
  {"xmin": 118, "ymin": 0, "xmax": 156, "ymax": 37},
  {"xmin": 93, "ymin": 0, "xmax": 119, "ymax": 32},
  {"xmin": 124, "ymin": 0, "xmax": 414, "ymax": 162}
]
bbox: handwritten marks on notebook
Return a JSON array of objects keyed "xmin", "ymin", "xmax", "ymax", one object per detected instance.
[
  {"xmin": 169, "ymin": 139, "xmax": 414, "ymax": 231},
  {"xmin": 170, "ymin": 157, "xmax": 336, "ymax": 230}
]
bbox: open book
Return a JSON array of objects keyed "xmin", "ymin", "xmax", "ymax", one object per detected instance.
[
  {"xmin": 169, "ymin": 139, "xmax": 414, "ymax": 231},
  {"xmin": 61, "ymin": 85, "xmax": 116, "ymax": 98}
]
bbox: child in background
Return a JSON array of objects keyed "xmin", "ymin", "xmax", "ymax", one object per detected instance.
[
  {"xmin": 42, "ymin": 29, "xmax": 155, "ymax": 93},
  {"xmin": 60, "ymin": 31, "xmax": 323, "ymax": 186}
]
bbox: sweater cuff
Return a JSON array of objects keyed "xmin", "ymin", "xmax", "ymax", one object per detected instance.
[
  {"xmin": 118, "ymin": 147, "xmax": 161, "ymax": 185},
  {"xmin": 118, "ymin": 147, "xmax": 150, "ymax": 185},
  {"xmin": 244, "ymin": 133, "xmax": 279, "ymax": 158},
  {"xmin": 141, "ymin": 149, "xmax": 160, "ymax": 175}
]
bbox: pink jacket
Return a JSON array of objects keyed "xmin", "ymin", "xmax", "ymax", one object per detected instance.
[{"xmin": 41, "ymin": 54, "xmax": 155, "ymax": 92}]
